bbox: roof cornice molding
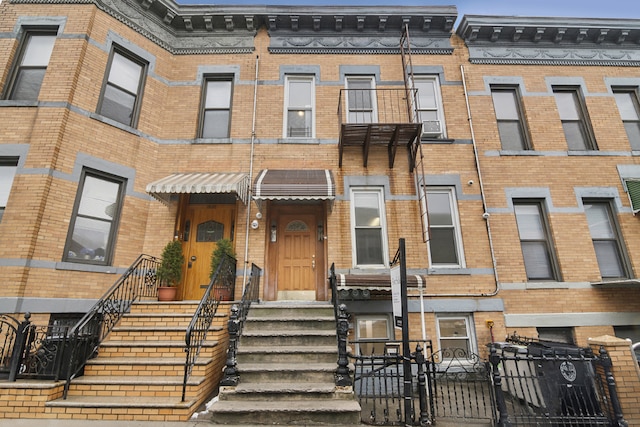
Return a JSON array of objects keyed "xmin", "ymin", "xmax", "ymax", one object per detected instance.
[
  {"xmin": 10, "ymin": 0, "xmax": 457, "ymax": 55},
  {"xmin": 457, "ymin": 15, "xmax": 640, "ymax": 66}
]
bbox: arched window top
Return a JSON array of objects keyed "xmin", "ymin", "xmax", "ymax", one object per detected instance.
[
  {"xmin": 197, "ymin": 220, "xmax": 224, "ymax": 242},
  {"xmin": 285, "ymin": 220, "xmax": 309, "ymax": 232}
]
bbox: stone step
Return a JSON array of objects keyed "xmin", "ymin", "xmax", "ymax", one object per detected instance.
[
  {"xmin": 66, "ymin": 375, "xmax": 205, "ymax": 399},
  {"xmin": 130, "ymin": 301, "xmax": 202, "ymax": 314},
  {"xmin": 237, "ymin": 345, "xmax": 337, "ymax": 364},
  {"xmin": 98, "ymin": 340, "xmax": 218, "ymax": 358},
  {"xmin": 238, "ymin": 362, "xmax": 337, "ymax": 383},
  {"xmin": 85, "ymin": 356, "xmax": 212, "ymax": 377},
  {"xmin": 248, "ymin": 303, "xmax": 334, "ymax": 319},
  {"xmin": 207, "ymin": 399, "xmax": 361, "ymax": 425},
  {"xmin": 243, "ymin": 317, "xmax": 336, "ymax": 332},
  {"xmin": 240, "ymin": 330, "xmax": 336, "ymax": 347},
  {"xmin": 110, "ymin": 325, "xmax": 221, "ymax": 341},
  {"xmin": 219, "ymin": 382, "xmax": 354, "ymax": 402}
]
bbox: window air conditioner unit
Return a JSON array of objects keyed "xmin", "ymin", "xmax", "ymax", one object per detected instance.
[{"xmin": 421, "ymin": 120, "xmax": 442, "ymax": 138}]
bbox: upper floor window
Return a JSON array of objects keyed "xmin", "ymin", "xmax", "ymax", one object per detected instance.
[
  {"xmin": 415, "ymin": 76, "xmax": 446, "ymax": 139},
  {"xmin": 491, "ymin": 86, "xmax": 530, "ymax": 150},
  {"xmin": 584, "ymin": 200, "xmax": 630, "ymax": 279},
  {"xmin": 426, "ymin": 187, "xmax": 465, "ymax": 268},
  {"xmin": 346, "ymin": 76, "xmax": 376, "ymax": 124},
  {"xmin": 0, "ymin": 158, "xmax": 18, "ymax": 223},
  {"xmin": 284, "ymin": 75, "xmax": 314, "ymax": 138},
  {"xmin": 97, "ymin": 47, "xmax": 147, "ymax": 127},
  {"xmin": 553, "ymin": 86, "xmax": 597, "ymax": 151},
  {"xmin": 199, "ymin": 77, "xmax": 233, "ymax": 138},
  {"xmin": 351, "ymin": 188, "xmax": 388, "ymax": 267},
  {"xmin": 514, "ymin": 201, "xmax": 560, "ymax": 281},
  {"xmin": 63, "ymin": 169, "xmax": 126, "ymax": 265},
  {"xmin": 5, "ymin": 30, "xmax": 57, "ymax": 101},
  {"xmin": 612, "ymin": 87, "xmax": 640, "ymax": 150}
]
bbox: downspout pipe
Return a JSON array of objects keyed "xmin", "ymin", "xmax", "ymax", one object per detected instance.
[
  {"xmin": 242, "ymin": 55, "xmax": 260, "ymax": 289},
  {"xmin": 421, "ymin": 65, "xmax": 500, "ymax": 298}
]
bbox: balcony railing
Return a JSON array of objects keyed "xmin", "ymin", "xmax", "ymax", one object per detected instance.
[{"xmin": 338, "ymin": 88, "xmax": 421, "ymax": 170}]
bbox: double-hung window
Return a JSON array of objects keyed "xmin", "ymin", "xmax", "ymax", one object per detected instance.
[
  {"xmin": 64, "ymin": 169, "xmax": 126, "ymax": 265},
  {"xmin": 284, "ymin": 76, "xmax": 314, "ymax": 138},
  {"xmin": 436, "ymin": 315, "xmax": 476, "ymax": 358},
  {"xmin": 0, "ymin": 158, "xmax": 18, "ymax": 223},
  {"xmin": 491, "ymin": 86, "xmax": 530, "ymax": 150},
  {"xmin": 426, "ymin": 188, "xmax": 464, "ymax": 267},
  {"xmin": 612, "ymin": 87, "xmax": 640, "ymax": 150},
  {"xmin": 5, "ymin": 30, "xmax": 57, "ymax": 101},
  {"xmin": 414, "ymin": 76, "xmax": 446, "ymax": 139},
  {"xmin": 553, "ymin": 86, "xmax": 597, "ymax": 150},
  {"xmin": 584, "ymin": 200, "xmax": 630, "ymax": 279},
  {"xmin": 514, "ymin": 201, "xmax": 560, "ymax": 281},
  {"xmin": 346, "ymin": 76, "xmax": 376, "ymax": 124},
  {"xmin": 351, "ymin": 188, "xmax": 388, "ymax": 267},
  {"xmin": 97, "ymin": 47, "xmax": 147, "ymax": 127},
  {"xmin": 355, "ymin": 315, "xmax": 392, "ymax": 356},
  {"xmin": 200, "ymin": 77, "xmax": 233, "ymax": 138}
]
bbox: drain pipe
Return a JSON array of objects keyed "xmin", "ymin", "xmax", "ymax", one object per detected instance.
[
  {"xmin": 242, "ymin": 55, "xmax": 260, "ymax": 289},
  {"xmin": 420, "ymin": 65, "xmax": 500, "ymax": 298}
]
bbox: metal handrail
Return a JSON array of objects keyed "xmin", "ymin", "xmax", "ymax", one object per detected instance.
[
  {"xmin": 182, "ymin": 254, "xmax": 237, "ymax": 401},
  {"xmin": 63, "ymin": 254, "xmax": 160, "ymax": 398},
  {"xmin": 220, "ymin": 263, "xmax": 262, "ymax": 387}
]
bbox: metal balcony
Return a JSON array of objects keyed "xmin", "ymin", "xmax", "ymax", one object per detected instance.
[{"xmin": 338, "ymin": 88, "xmax": 421, "ymax": 170}]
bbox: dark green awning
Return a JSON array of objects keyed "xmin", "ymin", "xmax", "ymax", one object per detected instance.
[{"xmin": 625, "ymin": 179, "xmax": 640, "ymax": 215}]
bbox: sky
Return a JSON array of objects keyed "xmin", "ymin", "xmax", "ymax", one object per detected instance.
[{"xmin": 175, "ymin": 0, "xmax": 640, "ymax": 28}]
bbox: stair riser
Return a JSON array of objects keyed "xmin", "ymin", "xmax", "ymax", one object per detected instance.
[
  {"xmin": 98, "ymin": 348, "xmax": 192, "ymax": 358},
  {"xmin": 240, "ymin": 335, "xmax": 336, "ymax": 347},
  {"xmin": 44, "ymin": 406, "xmax": 195, "ymax": 421},
  {"xmin": 237, "ymin": 352, "xmax": 337, "ymax": 364},
  {"xmin": 219, "ymin": 392, "xmax": 353, "ymax": 402},
  {"xmin": 209, "ymin": 410, "xmax": 360, "ymax": 425},
  {"xmin": 248, "ymin": 307, "xmax": 334, "ymax": 319},
  {"xmin": 65, "ymin": 384, "xmax": 202, "ymax": 399},
  {"xmin": 84, "ymin": 364, "xmax": 208, "ymax": 377},
  {"xmin": 243, "ymin": 320, "xmax": 335, "ymax": 332},
  {"xmin": 119, "ymin": 318, "xmax": 192, "ymax": 328},
  {"xmin": 239, "ymin": 370, "xmax": 335, "ymax": 383}
]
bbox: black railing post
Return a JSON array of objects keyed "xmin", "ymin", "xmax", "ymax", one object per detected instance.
[
  {"xmin": 335, "ymin": 303, "xmax": 352, "ymax": 387},
  {"xmin": 220, "ymin": 305, "xmax": 240, "ymax": 386},
  {"xmin": 489, "ymin": 345, "xmax": 511, "ymax": 427},
  {"xmin": 8, "ymin": 313, "xmax": 31, "ymax": 382},
  {"xmin": 598, "ymin": 346, "xmax": 628, "ymax": 427},
  {"xmin": 414, "ymin": 344, "xmax": 430, "ymax": 426}
]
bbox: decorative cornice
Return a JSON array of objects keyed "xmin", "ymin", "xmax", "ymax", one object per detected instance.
[
  {"xmin": 458, "ymin": 15, "xmax": 640, "ymax": 66},
  {"xmin": 10, "ymin": 0, "xmax": 457, "ymax": 55}
]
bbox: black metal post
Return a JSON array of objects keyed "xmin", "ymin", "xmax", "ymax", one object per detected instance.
[
  {"xmin": 489, "ymin": 345, "xmax": 511, "ymax": 427},
  {"xmin": 335, "ymin": 303, "xmax": 352, "ymax": 386},
  {"xmin": 220, "ymin": 305, "xmax": 240, "ymax": 386},
  {"xmin": 8, "ymin": 313, "xmax": 32, "ymax": 382},
  {"xmin": 397, "ymin": 239, "xmax": 413, "ymax": 426},
  {"xmin": 598, "ymin": 346, "xmax": 628, "ymax": 427},
  {"xmin": 414, "ymin": 344, "xmax": 430, "ymax": 426}
]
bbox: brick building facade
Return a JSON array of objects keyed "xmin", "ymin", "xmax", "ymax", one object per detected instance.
[{"xmin": 1, "ymin": 0, "xmax": 639, "ymax": 365}]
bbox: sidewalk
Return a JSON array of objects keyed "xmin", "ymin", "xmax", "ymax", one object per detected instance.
[{"xmin": 0, "ymin": 422, "xmax": 367, "ymax": 427}]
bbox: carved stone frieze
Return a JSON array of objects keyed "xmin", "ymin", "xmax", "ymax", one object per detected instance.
[
  {"xmin": 468, "ymin": 46, "xmax": 640, "ymax": 66},
  {"xmin": 269, "ymin": 34, "xmax": 453, "ymax": 54}
]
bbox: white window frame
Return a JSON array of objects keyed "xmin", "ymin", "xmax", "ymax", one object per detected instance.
[
  {"xmin": 345, "ymin": 76, "xmax": 378, "ymax": 124},
  {"xmin": 0, "ymin": 158, "xmax": 18, "ymax": 223},
  {"xmin": 283, "ymin": 75, "xmax": 315, "ymax": 138},
  {"xmin": 414, "ymin": 75, "xmax": 446, "ymax": 139},
  {"xmin": 350, "ymin": 187, "xmax": 389, "ymax": 268},
  {"xmin": 424, "ymin": 187, "xmax": 465, "ymax": 268},
  {"xmin": 354, "ymin": 315, "xmax": 393, "ymax": 356},
  {"xmin": 435, "ymin": 314, "xmax": 477, "ymax": 360}
]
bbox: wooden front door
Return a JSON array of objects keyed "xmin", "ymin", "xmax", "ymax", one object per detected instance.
[
  {"xmin": 266, "ymin": 205, "xmax": 326, "ymax": 301},
  {"xmin": 182, "ymin": 204, "xmax": 235, "ymax": 301}
]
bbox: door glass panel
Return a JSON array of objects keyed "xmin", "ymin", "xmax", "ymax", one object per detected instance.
[{"xmin": 196, "ymin": 220, "xmax": 224, "ymax": 242}]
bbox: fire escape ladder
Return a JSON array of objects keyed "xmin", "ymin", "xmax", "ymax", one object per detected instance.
[{"xmin": 401, "ymin": 25, "xmax": 430, "ymax": 244}]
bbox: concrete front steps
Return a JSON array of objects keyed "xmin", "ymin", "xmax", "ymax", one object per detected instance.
[
  {"xmin": 44, "ymin": 301, "xmax": 231, "ymax": 422},
  {"xmin": 208, "ymin": 302, "xmax": 361, "ymax": 425}
]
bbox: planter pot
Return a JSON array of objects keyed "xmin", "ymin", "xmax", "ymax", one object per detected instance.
[
  {"xmin": 213, "ymin": 286, "xmax": 233, "ymax": 302},
  {"xmin": 157, "ymin": 286, "xmax": 178, "ymax": 301}
]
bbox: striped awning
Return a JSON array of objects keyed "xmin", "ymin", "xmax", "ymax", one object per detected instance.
[
  {"xmin": 253, "ymin": 169, "xmax": 335, "ymax": 201},
  {"xmin": 146, "ymin": 172, "xmax": 250, "ymax": 205},
  {"xmin": 624, "ymin": 179, "xmax": 640, "ymax": 215}
]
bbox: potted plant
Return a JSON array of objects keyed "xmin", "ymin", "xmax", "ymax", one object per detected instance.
[
  {"xmin": 210, "ymin": 238, "xmax": 235, "ymax": 301},
  {"xmin": 156, "ymin": 239, "xmax": 184, "ymax": 301}
]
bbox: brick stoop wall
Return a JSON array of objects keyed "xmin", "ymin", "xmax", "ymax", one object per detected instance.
[
  {"xmin": 588, "ymin": 335, "xmax": 640, "ymax": 426},
  {"xmin": 0, "ymin": 302, "xmax": 232, "ymax": 421}
]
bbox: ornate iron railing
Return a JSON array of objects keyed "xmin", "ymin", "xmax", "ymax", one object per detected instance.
[
  {"xmin": 220, "ymin": 263, "xmax": 262, "ymax": 387},
  {"xmin": 1, "ymin": 313, "xmax": 20, "ymax": 380},
  {"xmin": 63, "ymin": 254, "xmax": 160, "ymax": 398},
  {"xmin": 329, "ymin": 263, "xmax": 352, "ymax": 387},
  {"xmin": 182, "ymin": 254, "xmax": 238, "ymax": 401}
]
